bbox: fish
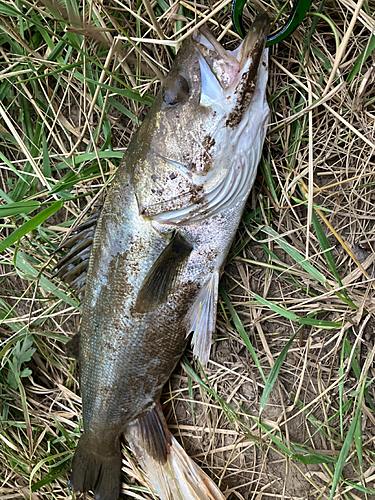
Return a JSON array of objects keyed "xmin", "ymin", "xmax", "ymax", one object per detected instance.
[{"xmin": 64, "ymin": 13, "xmax": 270, "ymax": 500}]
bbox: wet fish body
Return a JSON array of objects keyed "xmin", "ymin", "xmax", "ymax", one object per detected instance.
[{"xmin": 69, "ymin": 14, "xmax": 270, "ymax": 500}]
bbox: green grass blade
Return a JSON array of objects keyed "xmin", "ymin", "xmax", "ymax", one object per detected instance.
[
  {"xmin": 329, "ymin": 380, "xmax": 366, "ymax": 500},
  {"xmin": 354, "ymin": 409, "xmax": 363, "ymax": 475},
  {"xmin": 311, "ymin": 210, "xmax": 356, "ymax": 308},
  {"xmin": 251, "ymin": 292, "xmax": 299, "ymax": 321},
  {"xmin": 347, "ymin": 35, "xmax": 375, "ymax": 83},
  {"xmin": 74, "ymin": 73, "xmax": 154, "ymax": 105},
  {"xmin": 220, "ymin": 286, "xmax": 266, "ymax": 383},
  {"xmin": 261, "ymin": 226, "xmax": 327, "ymax": 283},
  {"xmin": 342, "ymin": 481, "xmax": 375, "ymax": 495},
  {"xmin": 291, "ymin": 451, "xmax": 336, "ymax": 465},
  {"xmin": 0, "ymin": 201, "xmax": 41, "ymax": 217},
  {"xmin": 260, "ymin": 330, "xmax": 298, "ymax": 410},
  {"xmin": 0, "ymin": 201, "xmax": 64, "ymax": 252},
  {"xmin": 15, "ymin": 251, "xmax": 79, "ymax": 308}
]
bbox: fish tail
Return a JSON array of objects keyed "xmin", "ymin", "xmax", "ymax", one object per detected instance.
[
  {"xmin": 69, "ymin": 433, "xmax": 122, "ymax": 500},
  {"xmin": 125, "ymin": 405, "xmax": 225, "ymax": 500}
]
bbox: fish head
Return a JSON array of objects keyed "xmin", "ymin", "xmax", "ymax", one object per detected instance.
[{"xmin": 131, "ymin": 15, "xmax": 270, "ymax": 223}]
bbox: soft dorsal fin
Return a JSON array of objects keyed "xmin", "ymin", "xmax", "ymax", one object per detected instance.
[{"xmin": 135, "ymin": 231, "xmax": 193, "ymax": 313}]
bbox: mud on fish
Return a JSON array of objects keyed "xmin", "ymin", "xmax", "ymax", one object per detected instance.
[{"xmin": 56, "ymin": 13, "xmax": 270, "ymax": 500}]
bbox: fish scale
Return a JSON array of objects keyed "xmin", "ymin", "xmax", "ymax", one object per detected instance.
[{"xmin": 66, "ymin": 13, "xmax": 270, "ymax": 500}]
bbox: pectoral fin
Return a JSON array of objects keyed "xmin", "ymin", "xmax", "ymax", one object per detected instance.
[
  {"xmin": 188, "ymin": 270, "xmax": 219, "ymax": 365},
  {"xmin": 135, "ymin": 232, "xmax": 193, "ymax": 313}
]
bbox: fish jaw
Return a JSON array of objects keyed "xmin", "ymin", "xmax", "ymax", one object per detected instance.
[
  {"xmin": 191, "ymin": 15, "xmax": 270, "ymax": 221},
  {"xmin": 195, "ymin": 13, "xmax": 269, "ymax": 98}
]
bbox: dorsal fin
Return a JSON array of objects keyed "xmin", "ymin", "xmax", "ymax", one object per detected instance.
[
  {"xmin": 53, "ymin": 206, "xmax": 101, "ymax": 301},
  {"xmin": 134, "ymin": 231, "xmax": 193, "ymax": 313}
]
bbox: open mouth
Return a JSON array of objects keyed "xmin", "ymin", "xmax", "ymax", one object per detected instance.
[{"xmin": 194, "ymin": 13, "xmax": 270, "ymax": 92}]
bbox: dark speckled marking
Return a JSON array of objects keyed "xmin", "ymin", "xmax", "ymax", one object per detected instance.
[{"xmin": 226, "ymin": 68, "xmax": 257, "ymax": 128}]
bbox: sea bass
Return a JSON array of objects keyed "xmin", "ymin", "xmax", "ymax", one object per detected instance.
[{"xmin": 67, "ymin": 14, "xmax": 269, "ymax": 500}]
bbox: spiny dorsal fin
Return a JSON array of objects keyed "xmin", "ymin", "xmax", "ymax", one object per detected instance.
[
  {"xmin": 134, "ymin": 231, "xmax": 193, "ymax": 313},
  {"xmin": 53, "ymin": 206, "xmax": 101, "ymax": 301}
]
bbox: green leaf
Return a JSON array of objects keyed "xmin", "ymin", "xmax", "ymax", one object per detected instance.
[
  {"xmin": 347, "ymin": 35, "xmax": 375, "ymax": 83},
  {"xmin": 260, "ymin": 158, "xmax": 278, "ymax": 203},
  {"xmin": 342, "ymin": 481, "xmax": 375, "ymax": 494},
  {"xmin": 329, "ymin": 380, "xmax": 365, "ymax": 500},
  {"xmin": 11, "ymin": 336, "xmax": 36, "ymax": 367},
  {"xmin": 74, "ymin": 73, "xmax": 154, "ymax": 105},
  {"xmin": 309, "ymin": 208, "xmax": 357, "ymax": 309},
  {"xmin": 42, "ymin": 133, "xmax": 51, "ymax": 180},
  {"xmin": 344, "ymin": 338, "xmax": 375, "ymax": 412},
  {"xmin": 0, "ymin": 151, "xmax": 29, "ymax": 184},
  {"xmin": 7, "ymin": 336, "xmax": 36, "ymax": 390},
  {"xmin": 310, "ymin": 44, "xmax": 332, "ymax": 71},
  {"xmin": 31, "ymin": 466, "xmax": 71, "ymax": 492},
  {"xmin": 252, "ymin": 292, "xmax": 299, "ymax": 321},
  {"xmin": 107, "ymin": 96, "xmax": 138, "ymax": 123},
  {"xmin": 355, "ymin": 409, "xmax": 363, "ymax": 473},
  {"xmin": 49, "ymin": 164, "xmax": 102, "ymax": 194},
  {"xmin": 263, "ymin": 427, "xmax": 293, "ymax": 456},
  {"xmin": 0, "ymin": 189, "xmax": 15, "ymax": 204},
  {"xmin": 297, "ymin": 317, "xmax": 342, "ymax": 328},
  {"xmin": 291, "ymin": 451, "xmax": 336, "ymax": 464},
  {"xmin": 0, "ymin": 200, "xmax": 64, "ymax": 252},
  {"xmin": 20, "ymin": 368, "xmax": 32, "ymax": 378},
  {"xmin": 292, "ymin": 197, "xmax": 332, "ymax": 212},
  {"xmin": 0, "ymin": 3, "xmax": 21, "ymax": 16},
  {"xmin": 54, "ymin": 150, "xmax": 123, "ymax": 170}
]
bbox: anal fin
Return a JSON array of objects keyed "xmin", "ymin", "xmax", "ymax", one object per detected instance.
[
  {"xmin": 188, "ymin": 270, "xmax": 219, "ymax": 366},
  {"xmin": 135, "ymin": 232, "xmax": 193, "ymax": 313}
]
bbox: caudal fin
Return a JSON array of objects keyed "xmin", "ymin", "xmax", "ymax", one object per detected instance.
[
  {"xmin": 125, "ymin": 407, "xmax": 225, "ymax": 500},
  {"xmin": 69, "ymin": 433, "xmax": 122, "ymax": 500}
]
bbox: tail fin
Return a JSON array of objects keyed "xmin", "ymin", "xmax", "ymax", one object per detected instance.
[
  {"xmin": 125, "ymin": 407, "xmax": 225, "ymax": 500},
  {"xmin": 69, "ymin": 433, "xmax": 122, "ymax": 500}
]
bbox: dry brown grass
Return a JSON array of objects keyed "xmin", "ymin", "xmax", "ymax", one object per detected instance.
[{"xmin": 0, "ymin": 0, "xmax": 375, "ymax": 499}]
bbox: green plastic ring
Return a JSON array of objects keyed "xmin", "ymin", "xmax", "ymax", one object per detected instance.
[{"xmin": 231, "ymin": 0, "xmax": 314, "ymax": 45}]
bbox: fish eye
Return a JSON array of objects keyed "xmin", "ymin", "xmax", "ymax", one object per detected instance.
[{"xmin": 162, "ymin": 75, "xmax": 189, "ymax": 105}]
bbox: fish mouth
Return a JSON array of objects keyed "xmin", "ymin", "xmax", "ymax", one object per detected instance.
[{"xmin": 194, "ymin": 13, "xmax": 269, "ymax": 92}]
